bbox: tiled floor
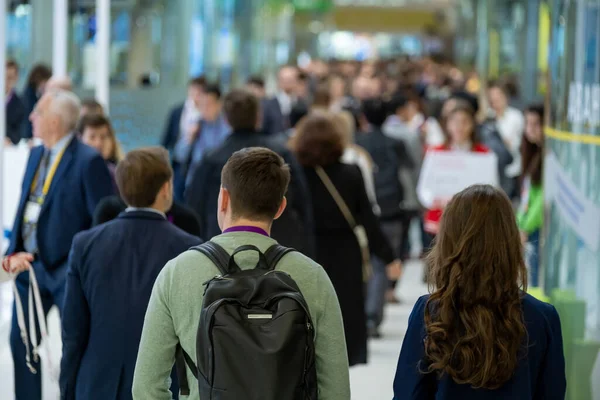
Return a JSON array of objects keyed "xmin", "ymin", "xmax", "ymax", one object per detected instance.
[{"xmin": 0, "ymin": 261, "xmax": 427, "ymax": 399}]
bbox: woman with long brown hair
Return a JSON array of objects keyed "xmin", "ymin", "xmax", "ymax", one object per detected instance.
[{"xmin": 393, "ymin": 184, "xmax": 566, "ymax": 399}]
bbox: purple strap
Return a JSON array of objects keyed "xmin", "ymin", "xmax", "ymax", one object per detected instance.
[{"xmin": 223, "ymin": 225, "xmax": 269, "ymax": 237}]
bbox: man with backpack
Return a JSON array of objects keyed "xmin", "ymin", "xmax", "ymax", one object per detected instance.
[{"xmin": 133, "ymin": 147, "xmax": 350, "ymax": 400}]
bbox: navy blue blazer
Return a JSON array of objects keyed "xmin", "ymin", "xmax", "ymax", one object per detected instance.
[
  {"xmin": 60, "ymin": 210, "xmax": 201, "ymax": 400},
  {"xmin": 7, "ymin": 138, "xmax": 114, "ymax": 272},
  {"xmin": 393, "ymin": 294, "xmax": 566, "ymax": 400},
  {"xmin": 261, "ymin": 97, "xmax": 285, "ymax": 136},
  {"xmin": 161, "ymin": 103, "xmax": 184, "ymax": 154}
]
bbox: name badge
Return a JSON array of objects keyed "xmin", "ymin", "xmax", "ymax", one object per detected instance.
[{"xmin": 24, "ymin": 201, "xmax": 42, "ymax": 224}]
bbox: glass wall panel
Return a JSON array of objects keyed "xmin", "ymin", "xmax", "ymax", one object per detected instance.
[{"xmin": 544, "ymin": 1, "xmax": 600, "ymax": 398}]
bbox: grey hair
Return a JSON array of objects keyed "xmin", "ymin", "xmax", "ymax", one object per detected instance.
[{"xmin": 46, "ymin": 89, "xmax": 81, "ymax": 132}]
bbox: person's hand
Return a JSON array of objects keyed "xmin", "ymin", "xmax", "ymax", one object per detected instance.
[
  {"xmin": 3, "ymin": 252, "xmax": 34, "ymax": 274},
  {"xmin": 386, "ymin": 259, "xmax": 403, "ymax": 280}
]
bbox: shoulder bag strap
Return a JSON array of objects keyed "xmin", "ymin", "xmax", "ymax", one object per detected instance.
[
  {"xmin": 315, "ymin": 166, "xmax": 357, "ymax": 229},
  {"xmin": 175, "ymin": 343, "xmax": 198, "ymax": 396},
  {"xmin": 190, "ymin": 241, "xmax": 234, "ymax": 275},
  {"xmin": 264, "ymin": 245, "xmax": 296, "ymax": 271}
]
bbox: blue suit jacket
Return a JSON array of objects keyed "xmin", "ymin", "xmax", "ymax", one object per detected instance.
[
  {"xmin": 260, "ymin": 97, "xmax": 285, "ymax": 136},
  {"xmin": 60, "ymin": 210, "xmax": 202, "ymax": 400},
  {"xmin": 393, "ymin": 294, "xmax": 566, "ymax": 400},
  {"xmin": 7, "ymin": 138, "xmax": 114, "ymax": 272},
  {"xmin": 161, "ymin": 103, "xmax": 184, "ymax": 154}
]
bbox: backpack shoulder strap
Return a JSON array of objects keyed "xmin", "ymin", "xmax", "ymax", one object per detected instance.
[
  {"xmin": 175, "ymin": 343, "xmax": 198, "ymax": 396},
  {"xmin": 264, "ymin": 245, "xmax": 296, "ymax": 271},
  {"xmin": 190, "ymin": 241, "xmax": 232, "ymax": 275}
]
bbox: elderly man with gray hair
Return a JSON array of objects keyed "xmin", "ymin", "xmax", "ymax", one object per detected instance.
[{"xmin": 6, "ymin": 89, "xmax": 115, "ymax": 399}]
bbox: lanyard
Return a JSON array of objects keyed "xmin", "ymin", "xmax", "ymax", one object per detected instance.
[{"xmin": 30, "ymin": 142, "xmax": 69, "ymax": 198}]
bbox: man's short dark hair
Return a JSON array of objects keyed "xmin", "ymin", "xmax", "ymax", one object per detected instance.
[
  {"xmin": 247, "ymin": 76, "xmax": 265, "ymax": 88},
  {"xmin": 189, "ymin": 75, "xmax": 206, "ymax": 88},
  {"xmin": 203, "ymin": 82, "xmax": 222, "ymax": 100},
  {"xmin": 221, "ymin": 147, "xmax": 291, "ymax": 221},
  {"xmin": 223, "ymin": 89, "xmax": 260, "ymax": 131},
  {"xmin": 362, "ymin": 98, "xmax": 389, "ymax": 128},
  {"xmin": 116, "ymin": 147, "xmax": 173, "ymax": 208}
]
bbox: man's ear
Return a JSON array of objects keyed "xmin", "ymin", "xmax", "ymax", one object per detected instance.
[
  {"xmin": 219, "ymin": 186, "xmax": 230, "ymax": 213},
  {"xmin": 273, "ymin": 197, "xmax": 287, "ymax": 220}
]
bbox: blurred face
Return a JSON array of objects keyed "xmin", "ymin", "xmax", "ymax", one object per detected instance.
[
  {"xmin": 352, "ymin": 77, "xmax": 371, "ymax": 101},
  {"xmin": 188, "ymin": 84, "xmax": 204, "ymax": 109},
  {"xmin": 488, "ymin": 87, "xmax": 508, "ymax": 113},
  {"xmin": 525, "ymin": 112, "xmax": 543, "ymax": 144},
  {"xmin": 82, "ymin": 125, "xmax": 112, "ymax": 160},
  {"xmin": 6, "ymin": 66, "xmax": 18, "ymax": 94},
  {"xmin": 30, "ymin": 94, "xmax": 60, "ymax": 140},
  {"xmin": 201, "ymin": 93, "xmax": 221, "ymax": 122},
  {"xmin": 441, "ymin": 98, "xmax": 458, "ymax": 119},
  {"xmin": 278, "ymin": 67, "xmax": 298, "ymax": 94},
  {"xmin": 360, "ymin": 63, "xmax": 375, "ymax": 78},
  {"xmin": 447, "ymin": 110, "xmax": 474, "ymax": 145},
  {"xmin": 330, "ymin": 77, "xmax": 345, "ymax": 99}
]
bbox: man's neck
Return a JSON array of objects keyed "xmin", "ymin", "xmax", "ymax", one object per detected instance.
[
  {"xmin": 206, "ymin": 112, "xmax": 222, "ymax": 124},
  {"xmin": 43, "ymin": 132, "xmax": 69, "ymax": 149},
  {"xmin": 223, "ymin": 218, "xmax": 272, "ymax": 235}
]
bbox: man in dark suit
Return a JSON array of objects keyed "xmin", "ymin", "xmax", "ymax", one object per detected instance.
[
  {"xmin": 60, "ymin": 147, "xmax": 201, "ymax": 400},
  {"xmin": 186, "ymin": 89, "xmax": 315, "ymax": 257},
  {"xmin": 5, "ymin": 60, "xmax": 26, "ymax": 145},
  {"xmin": 246, "ymin": 75, "xmax": 284, "ymax": 136},
  {"xmin": 161, "ymin": 76, "xmax": 206, "ymax": 201},
  {"xmin": 7, "ymin": 89, "xmax": 114, "ymax": 399}
]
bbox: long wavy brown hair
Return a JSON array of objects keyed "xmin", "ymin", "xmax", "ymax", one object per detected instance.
[{"xmin": 424, "ymin": 184, "xmax": 528, "ymax": 389}]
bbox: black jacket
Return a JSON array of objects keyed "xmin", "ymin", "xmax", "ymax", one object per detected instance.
[
  {"xmin": 6, "ymin": 91, "xmax": 26, "ymax": 144},
  {"xmin": 185, "ymin": 129, "xmax": 315, "ymax": 257},
  {"xmin": 161, "ymin": 103, "xmax": 185, "ymax": 154},
  {"xmin": 357, "ymin": 129, "xmax": 414, "ymax": 220}
]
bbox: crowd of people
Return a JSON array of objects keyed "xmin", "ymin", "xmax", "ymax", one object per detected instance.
[{"xmin": 1, "ymin": 55, "xmax": 564, "ymax": 400}]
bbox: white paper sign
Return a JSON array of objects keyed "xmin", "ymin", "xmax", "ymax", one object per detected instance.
[
  {"xmin": 417, "ymin": 151, "xmax": 499, "ymax": 208},
  {"xmin": 544, "ymin": 151, "xmax": 600, "ymax": 252}
]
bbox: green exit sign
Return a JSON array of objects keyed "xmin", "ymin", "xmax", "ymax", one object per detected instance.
[{"xmin": 293, "ymin": 0, "xmax": 334, "ymax": 12}]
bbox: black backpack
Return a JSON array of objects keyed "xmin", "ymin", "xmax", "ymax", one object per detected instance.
[{"xmin": 175, "ymin": 241, "xmax": 318, "ymax": 400}]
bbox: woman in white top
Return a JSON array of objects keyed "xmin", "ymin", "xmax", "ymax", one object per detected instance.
[{"xmin": 488, "ymin": 81, "xmax": 525, "ymax": 198}]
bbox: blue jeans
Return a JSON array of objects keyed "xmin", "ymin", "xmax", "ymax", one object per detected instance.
[{"xmin": 527, "ymin": 230, "xmax": 540, "ymax": 287}]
